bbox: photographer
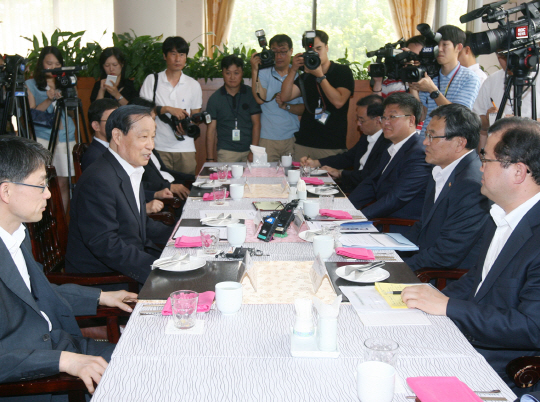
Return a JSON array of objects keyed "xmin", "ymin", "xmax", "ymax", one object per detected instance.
[
  {"xmin": 371, "ymin": 35, "xmax": 425, "ymax": 97},
  {"xmin": 250, "ymin": 34, "xmax": 304, "ymax": 162},
  {"xmin": 281, "ymin": 30, "xmax": 355, "ymax": 161},
  {"xmin": 409, "ymin": 25, "xmax": 481, "ymax": 135},
  {"xmin": 140, "ymin": 36, "xmax": 202, "ymax": 175},
  {"xmin": 206, "ymin": 55, "xmax": 261, "ymax": 163},
  {"xmin": 458, "ymin": 31, "xmax": 487, "ymax": 85}
]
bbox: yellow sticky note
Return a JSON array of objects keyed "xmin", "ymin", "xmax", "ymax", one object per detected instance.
[{"xmin": 374, "ymin": 283, "xmax": 411, "ymax": 309}]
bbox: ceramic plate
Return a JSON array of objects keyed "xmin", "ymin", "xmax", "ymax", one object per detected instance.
[
  {"xmin": 298, "ymin": 230, "xmax": 320, "ymax": 242},
  {"xmin": 335, "ymin": 266, "xmax": 390, "ymax": 283},
  {"xmin": 310, "ymin": 169, "xmax": 328, "ymax": 176},
  {"xmin": 157, "ymin": 257, "xmax": 206, "ymax": 272},
  {"xmin": 201, "ymin": 218, "xmax": 239, "ymax": 227},
  {"xmin": 306, "ymin": 185, "xmax": 339, "ymax": 195},
  {"xmin": 193, "ymin": 180, "xmax": 230, "ymax": 188}
]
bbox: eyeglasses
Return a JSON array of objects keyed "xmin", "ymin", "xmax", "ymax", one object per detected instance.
[
  {"xmin": 272, "ymin": 50, "xmax": 290, "ymax": 57},
  {"xmin": 424, "ymin": 133, "xmax": 447, "ymax": 143},
  {"xmin": 381, "ymin": 114, "xmax": 411, "ymax": 122},
  {"xmin": 357, "ymin": 116, "xmax": 379, "ymax": 124},
  {"xmin": 479, "ymin": 148, "xmax": 501, "ymax": 165},
  {"xmin": 0, "ymin": 180, "xmax": 49, "ymax": 193}
]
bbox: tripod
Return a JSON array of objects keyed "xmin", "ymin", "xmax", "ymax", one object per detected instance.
[
  {"xmin": 0, "ymin": 79, "xmax": 36, "ymax": 138},
  {"xmin": 48, "ymin": 88, "xmax": 89, "ymax": 198}
]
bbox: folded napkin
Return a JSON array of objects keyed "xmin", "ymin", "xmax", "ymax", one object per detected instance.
[
  {"xmin": 302, "ymin": 177, "xmax": 324, "ymax": 185},
  {"xmin": 175, "ymin": 236, "xmax": 202, "ymax": 248},
  {"xmin": 202, "ymin": 191, "xmax": 230, "ymax": 201},
  {"xmin": 162, "ymin": 291, "xmax": 216, "ymax": 315},
  {"xmin": 335, "ymin": 247, "xmax": 375, "ymax": 260},
  {"xmin": 320, "ymin": 209, "xmax": 352, "ymax": 219},
  {"xmin": 209, "ymin": 171, "xmax": 232, "ymax": 180},
  {"xmin": 292, "ymin": 162, "xmax": 301, "ymax": 167},
  {"xmin": 407, "ymin": 377, "xmax": 482, "ymax": 402}
]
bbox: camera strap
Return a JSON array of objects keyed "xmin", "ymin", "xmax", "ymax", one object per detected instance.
[
  {"xmin": 298, "ymin": 73, "xmax": 315, "ymax": 115},
  {"xmin": 152, "ymin": 73, "xmax": 185, "ymax": 141},
  {"xmin": 315, "ymin": 82, "xmax": 327, "ymax": 112},
  {"xmin": 255, "ymin": 69, "xmax": 279, "ymax": 103}
]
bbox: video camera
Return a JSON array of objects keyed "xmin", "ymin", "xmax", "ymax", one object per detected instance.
[
  {"xmin": 0, "ymin": 55, "xmax": 27, "ymax": 102},
  {"xmin": 460, "ymin": 0, "xmax": 540, "ymax": 70},
  {"xmin": 301, "ymin": 31, "xmax": 321, "ymax": 70},
  {"xmin": 171, "ymin": 111, "xmax": 212, "ymax": 141},
  {"xmin": 43, "ymin": 65, "xmax": 88, "ymax": 98},
  {"xmin": 255, "ymin": 30, "xmax": 275, "ymax": 70},
  {"xmin": 367, "ymin": 39, "xmax": 416, "ymax": 80}
]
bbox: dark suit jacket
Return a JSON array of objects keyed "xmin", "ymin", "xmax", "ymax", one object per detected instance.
[
  {"xmin": 403, "ymin": 152, "xmax": 491, "ymax": 271},
  {"xmin": 0, "ymin": 233, "xmax": 113, "ymax": 401},
  {"xmin": 443, "ymin": 199, "xmax": 540, "ymax": 394},
  {"xmin": 349, "ymin": 133, "xmax": 432, "ymax": 223},
  {"xmin": 81, "ymin": 138, "xmax": 107, "ymax": 172},
  {"xmin": 142, "ymin": 150, "xmax": 195, "ymax": 202},
  {"xmin": 318, "ymin": 131, "xmax": 391, "ymax": 192},
  {"xmin": 66, "ymin": 151, "xmax": 170, "ymax": 284}
]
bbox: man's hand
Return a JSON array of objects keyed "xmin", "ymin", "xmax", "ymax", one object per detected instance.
[
  {"xmin": 408, "ymin": 73, "xmax": 438, "ymax": 93},
  {"xmin": 146, "ymin": 200, "xmax": 164, "ymax": 214},
  {"xmin": 275, "ymin": 92, "xmax": 285, "ymax": 109},
  {"xmin": 401, "ymin": 285, "xmax": 449, "ymax": 316},
  {"xmin": 250, "ymin": 53, "xmax": 261, "ymax": 72},
  {"xmin": 291, "ymin": 53, "xmax": 304, "ymax": 72},
  {"xmin": 305, "ymin": 64, "xmax": 324, "ymax": 78},
  {"xmin": 171, "ymin": 183, "xmax": 190, "ymax": 199},
  {"xmin": 320, "ymin": 165, "xmax": 341, "ymax": 179},
  {"xmin": 154, "ymin": 188, "xmax": 174, "ymax": 199},
  {"xmin": 163, "ymin": 106, "xmax": 188, "ymax": 120},
  {"xmin": 99, "ymin": 290, "xmax": 138, "ymax": 313},
  {"xmin": 248, "ymin": 152, "xmax": 254, "ymax": 162},
  {"xmin": 59, "ymin": 351, "xmax": 108, "ymax": 394},
  {"xmin": 300, "ymin": 156, "xmax": 321, "ymax": 168}
]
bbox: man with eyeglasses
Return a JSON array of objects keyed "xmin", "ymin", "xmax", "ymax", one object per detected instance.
[
  {"xmin": 348, "ymin": 93, "xmax": 431, "ymax": 233},
  {"xmin": 402, "ymin": 117, "xmax": 540, "ymax": 396},
  {"xmin": 401, "ymin": 104, "xmax": 490, "ymax": 271},
  {"xmin": 409, "ymin": 25, "xmax": 481, "ymax": 136},
  {"xmin": 281, "ymin": 30, "xmax": 354, "ymax": 161},
  {"xmin": 250, "ymin": 34, "xmax": 304, "ymax": 162},
  {"xmin": 299, "ymin": 94, "xmax": 391, "ymax": 193},
  {"xmin": 0, "ymin": 135, "xmax": 138, "ymax": 397}
]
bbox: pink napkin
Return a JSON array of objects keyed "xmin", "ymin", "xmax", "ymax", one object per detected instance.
[
  {"xmin": 174, "ymin": 235, "xmax": 202, "ymax": 248},
  {"xmin": 202, "ymin": 191, "xmax": 230, "ymax": 201},
  {"xmin": 209, "ymin": 171, "xmax": 232, "ymax": 180},
  {"xmin": 162, "ymin": 291, "xmax": 216, "ymax": 315},
  {"xmin": 292, "ymin": 162, "xmax": 301, "ymax": 167},
  {"xmin": 407, "ymin": 377, "xmax": 482, "ymax": 402},
  {"xmin": 302, "ymin": 177, "xmax": 324, "ymax": 185},
  {"xmin": 320, "ymin": 209, "xmax": 352, "ymax": 219},
  {"xmin": 336, "ymin": 247, "xmax": 375, "ymax": 260}
]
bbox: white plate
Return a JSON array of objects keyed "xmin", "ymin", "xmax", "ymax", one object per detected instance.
[
  {"xmin": 157, "ymin": 257, "xmax": 206, "ymax": 272},
  {"xmin": 335, "ymin": 266, "xmax": 390, "ymax": 283},
  {"xmin": 306, "ymin": 185, "xmax": 339, "ymax": 195},
  {"xmin": 193, "ymin": 180, "xmax": 231, "ymax": 188},
  {"xmin": 202, "ymin": 218, "xmax": 239, "ymax": 227},
  {"xmin": 299, "ymin": 230, "xmax": 320, "ymax": 242},
  {"xmin": 310, "ymin": 169, "xmax": 328, "ymax": 176}
]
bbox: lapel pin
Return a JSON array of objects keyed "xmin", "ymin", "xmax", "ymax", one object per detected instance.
[{"xmin": 449, "ymin": 182, "xmax": 452, "ymax": 187}]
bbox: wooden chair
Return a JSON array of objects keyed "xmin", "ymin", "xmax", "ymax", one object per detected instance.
[
  {"xmin": 371, "ymin": 217, "xmax": 418, "ymax": 233},
  {"xmin": 72, "ymin": 142, "xmax": 88, "ymax": 181},
  {"xmin": 506, "ymin": 356, "xmax": 540, "ymax": 389}
]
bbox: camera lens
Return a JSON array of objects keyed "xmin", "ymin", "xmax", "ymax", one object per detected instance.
[{"xmin": 303, "ymin": 52, "xmax": 321, "ymax": 70}]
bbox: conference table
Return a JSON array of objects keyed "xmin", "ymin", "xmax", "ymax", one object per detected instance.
[{"xmin": 91, "ymin": 163, "xmax": 517, "ymax": 402}]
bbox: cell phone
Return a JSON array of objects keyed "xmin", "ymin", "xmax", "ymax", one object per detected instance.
[
  {"xmin": 105, "ymin": 75, "xmax": 118, "ymax": 86},
  {"xmin": 252, "ymin": 201, "xmax": 284, "ymax": 211}
]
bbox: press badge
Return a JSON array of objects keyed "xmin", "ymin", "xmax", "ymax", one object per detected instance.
[
  {"xmin": 232, "ymin": 129, "xmax": 241, "ymax": 141},
  {"xmin": 318, "ymin": 110, "xmax": 330, "ymax": 125},
  {"xmin": 314, "ymin": 99, "xmax": 323, "ymax": 120}
]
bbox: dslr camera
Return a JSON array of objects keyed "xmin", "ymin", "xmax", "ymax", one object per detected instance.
[
  {"xmin": 42, "ymin": 65, "xmax": 88, "ymax": 98},
  {"xmin": 301, "ymin": 30, "xmax": 321, "ymax": 70},
  {"xmin": 254, "ymin": 30, "xmax": 275, "ymax": 70},
  {"xmin": 171, "ymin": 111, "xmax": 212, "ymax": 141}
]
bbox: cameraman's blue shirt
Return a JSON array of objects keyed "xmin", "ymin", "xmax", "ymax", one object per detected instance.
[
  {"xmin": 258, "ymin": 67, "xmax": 303, "ymax": 141},
  {"xmin": 419, "ymin": 63, "xmax": 480, "ymax": 136}
]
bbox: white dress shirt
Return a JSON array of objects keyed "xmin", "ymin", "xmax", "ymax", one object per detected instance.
[
  {"xmin": 383, "ymin": 131, "xmax": 416, "ymax": 173},
  {"xmin": 150, "ymin": 152, "xmax": 174, "ymax": 183},
  {"xmin": 0, "ymin": 224, "xmax": 52, "ymax": 330},
  {"xmin": 109, "ymin": 148, "xmax": 145, "ymax": 212},
  {"xmin": 476, "ymin": 191, "xmax": 540, "ymax": 294},
  {"xmin": 431, "ymin": 150, "xmax": 474, "ymax": 202},
  {"xmin": 358, "ymin": 130, "xmax": 383, "ymax": 171},
  {"xmin": 94, "ymin": 137, "xmax": 109, "ymax": 149}
]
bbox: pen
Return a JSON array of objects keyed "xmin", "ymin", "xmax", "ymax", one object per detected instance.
[
  {"xmin": 490, "ymin": 97, "xmax": 497, "ymax": 108},
  {"xmin": 386, "ymin": 291, "xmax": 402, "ymax": 295}
]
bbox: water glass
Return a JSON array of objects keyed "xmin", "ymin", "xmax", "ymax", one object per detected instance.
[
  {"xmin": 170, "ymin": 290, "xmax": 198, "ymax": 329},
  {"xmin": 200, "ymin": 228, "xmax": 220, "ymax": 254},
  {"xmin": 213, "ymin": 185, "xmax": 226, "ymax": 205},
  {"xmin": 300, "ymin": 164, "xmax": 312, "ymax": 178},
  {"xmin": 364, "ymin": 338, "xmax": 399, "ymax": 366},
  {"xmin": 319, "ymin": 194, "xmax": 334, "ymax": 210},
  {"xmin": 217, "ymin": 165, "xmax": 228, "ymax": 182}
]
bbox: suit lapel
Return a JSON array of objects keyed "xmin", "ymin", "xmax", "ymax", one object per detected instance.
[{"xmin": 378, "ymin": 134, "xmax": 416, "ymax": 183}]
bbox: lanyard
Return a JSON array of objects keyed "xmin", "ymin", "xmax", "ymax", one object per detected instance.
[
  {"xmin": 438, "ymin": 64, "xmax": 461, "ymax": 97},
  {"xmin": 225, "ymin": 90, "xmax": 242, "ymax": 123}
]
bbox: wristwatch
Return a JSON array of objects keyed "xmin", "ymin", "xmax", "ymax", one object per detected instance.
[
  {"xmin": 285, "ymin": 104, "xmax": 291, "ymax": 112},
  {"xmin": 430, "ymin": 90, "xmax": 441, "ymax": 100},
  {"xmin": 316, "ymin": 75, "xmax": 327, "ymax": 84}
]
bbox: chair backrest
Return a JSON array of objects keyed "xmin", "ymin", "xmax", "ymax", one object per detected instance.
[
  {"xmin": 72, "ymin": 142, "xmax": 88, "ymax": 182},
  {"xmin": 26, "ymin": 165, "xmax": 68, "ymax": 274}
]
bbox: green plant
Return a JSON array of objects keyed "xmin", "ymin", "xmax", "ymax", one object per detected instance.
[{"xmin": 336, "ymin": 48, "xmax": 371, "ymax": 80}]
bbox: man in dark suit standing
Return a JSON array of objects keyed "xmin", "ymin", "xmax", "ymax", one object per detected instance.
[
  {"xmin": 348, "ymin": 93, "xmax": 432, "ymax": 231},
  {"xmin": 300, "ymin": 94, "xmax": 391, "ymax": 193},
  {"xmin": 403, "ymin": 104, "xmax": 490, "ymax": 271},
  {"xmin": 402, "ymin": 117, "xmax": 540, "ymax": 396},
  {"xmin": 0, "ymin": 135, "xmax": 137, "ymax": 398},
  {"xmin": 66, "ymin": 105, "xmax": 171, "ymax": 285}
]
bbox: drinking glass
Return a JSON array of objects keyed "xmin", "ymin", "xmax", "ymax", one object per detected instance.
[
  {"xmin": 212, "ymin": 185, "xmax": 226, "ymax": 206},
  {"xmin": 319, "ymin": 194, "xmax": 334, "ymax": 210},
  {"xmin": 300, "ymin": 164, "xmax": 312, "ymax": 178},
  {"xmin": 200, "ymin": 228, "xmax": 220, "ymax": 254},
  {"xmin": 170, "ymin": 290, "xmax": 198, "ymax": 329},
  {"xmin": 217, "ymin": 165, "xmax": 228, "ymax": 182},
  {"xmin": 364, "ymin": 338, "xmax": 399, "ymax": 366}
]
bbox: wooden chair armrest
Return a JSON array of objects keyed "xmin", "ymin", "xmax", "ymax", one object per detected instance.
[
  {"xmin": 148, "ymin": 211, "xmax": 175, "ymax": 226},
  {"xmin": 0, "ymin": 374, "xmax": 87, "ymax": 400},
  {"xmin": 47, "ymin": 272, "xmax": 139, "ymax": 293},
  {"xmin": 161, "ymin": 196, "xmax": 182, "ymax": 209},
  {"xmin": 75, "ymin": 304, "xmax": 135, "ymax": 344},
  {"xmin": 506, "ymin": 356, "xmax": 540, "ymax": 388},
  {"xmin": 415, "ymin": 268, "xmax": 468, "ymax": 291}
]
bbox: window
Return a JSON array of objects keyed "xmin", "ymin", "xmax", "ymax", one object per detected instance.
[
  {"xmin": 228, "ymin": 0, "xmax": 397, "ymax": 64},
  {"xmin": 444, "ymin": 0, "xmax": 468, "ymax": 31}
]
